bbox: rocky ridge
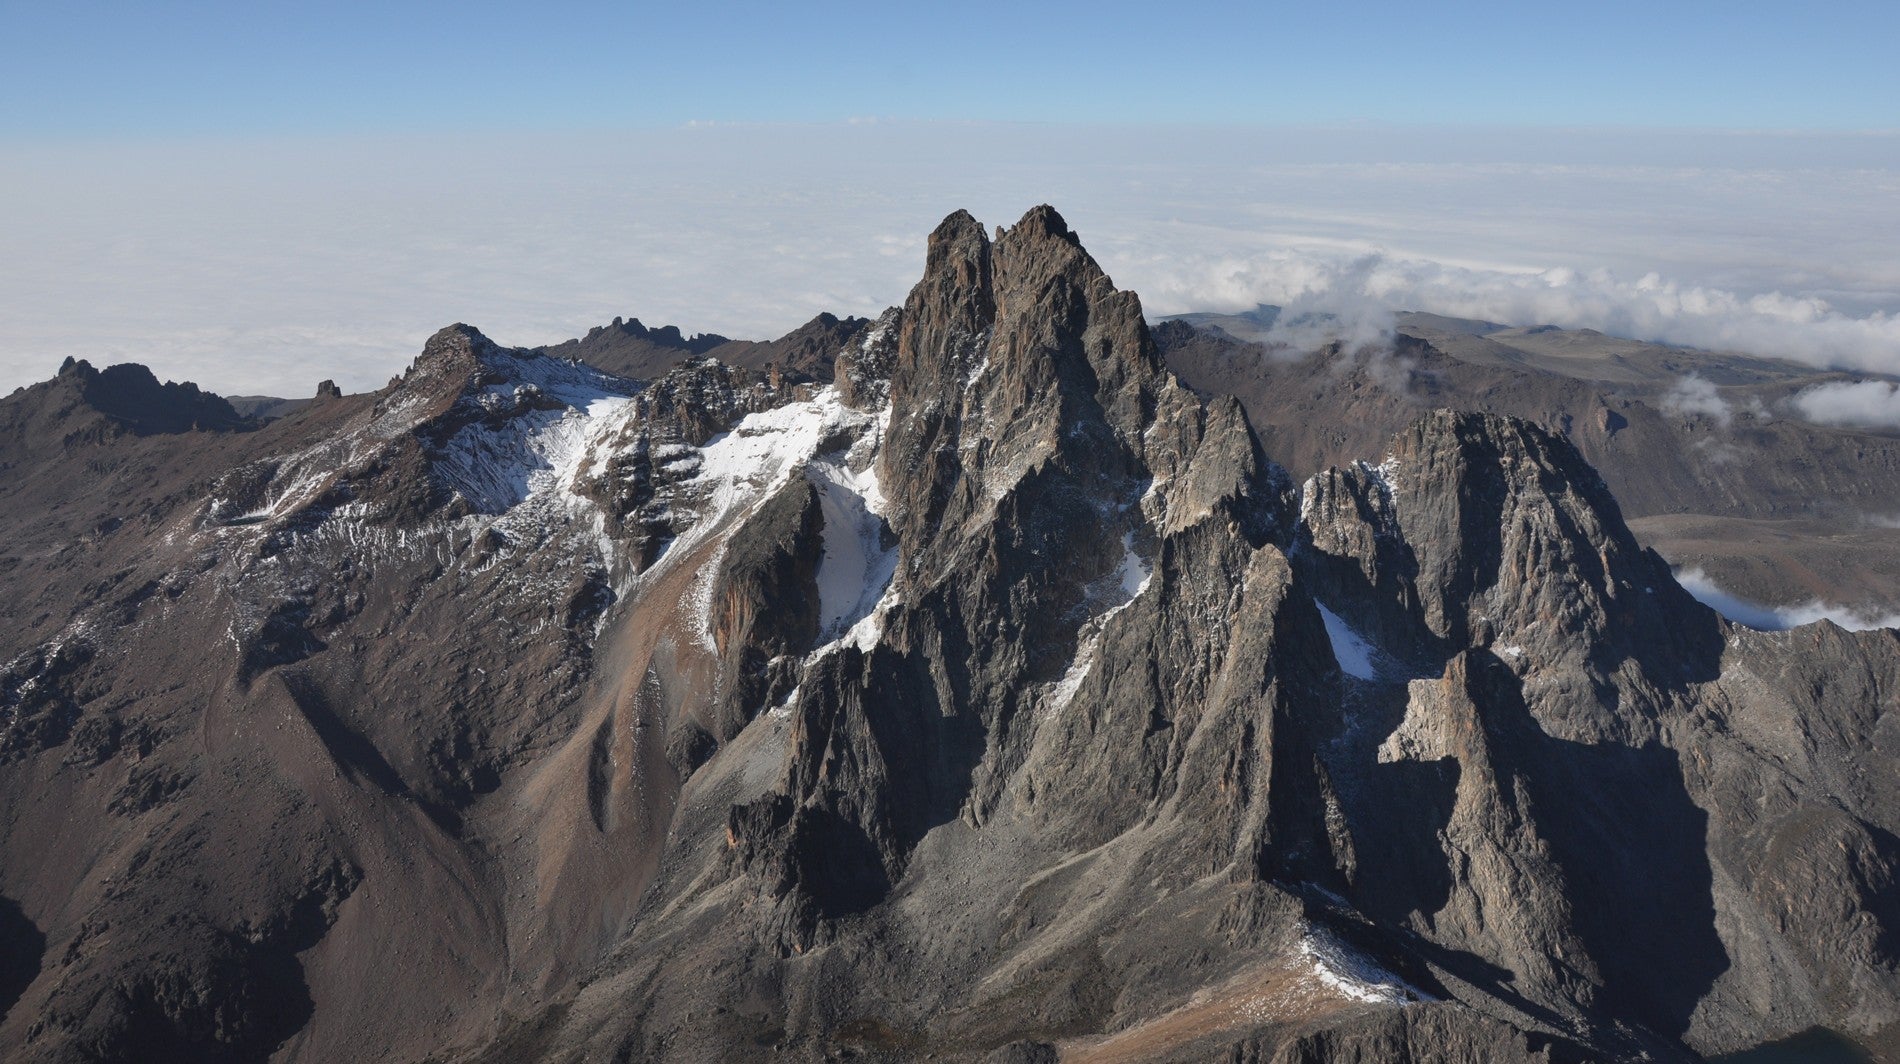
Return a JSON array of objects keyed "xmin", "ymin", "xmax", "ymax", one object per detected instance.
[
  {"xmin": 1155, "ymin": 314, "xmax": 1900, "ymax": 614},
  {"xmin": 538, "ymin": 311, "xmax": 871, "ymax": 384},
  {"xmin": 0, "ymin": 208, "xmax": 1895, "ymax": 1063}
]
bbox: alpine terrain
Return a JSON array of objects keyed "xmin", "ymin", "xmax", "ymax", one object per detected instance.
[{"xmin": 2, "ymin": 207, "xmax": 1897, "ymax": 1063}]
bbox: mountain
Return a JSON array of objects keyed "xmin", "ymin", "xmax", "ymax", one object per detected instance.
[
  {"xmin": 1, "ymin": 207, "xmax": 1897, "ymax": 1063},
  {"xmin": 536, "ymin": 312, "xmax": 871, "ymax": 384},
  {"xmin": 1156, "ymin": 312, "xmax": 1900, "ymax": 613},
  {"xmin": 535, "ymin": 315, "xmax": 735, "ymax": 379},
  {"xmin": 7, "ymin": 357, "xmax": 252, "ymax": 438}
]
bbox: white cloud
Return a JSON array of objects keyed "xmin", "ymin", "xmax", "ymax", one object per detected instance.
[
  {"xmin": 1676, "ymin": 567, "xmax": 1900, "ymax": 632},
  {"xmin": 1661, "ymin": 374, "xmax": 1732, "ymax": 426},
  {"xmin": 1788, "ymin": 379, "xmax": 1900, "ymax": 429},
  {"xmin": 1, "ymin": 124, "xmax": 1896, "ymax": 397},
  {"xmin": 1131, "ymin": 249, "xmax": 1900, "ymax": 380}
]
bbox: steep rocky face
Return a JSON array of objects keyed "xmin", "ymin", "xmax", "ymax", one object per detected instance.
[
  {"xmin": 1297, "ymin": 412, "xmax": 1900, "ymax": 1056},
  {"xmin": 1155, "ymin": 317, "xmax": 1900, "ymax": 612},
  {"xmin": 722, "ymin": 206, "xmax": 1296, "ymax": 942},
  {"xmin": 1298, "ymin": 409, "xmax": 1716, "ymax": 718},
  {"xmin": 1, "ymin": 207, "xmax": 1897, "ymax": 1064}
]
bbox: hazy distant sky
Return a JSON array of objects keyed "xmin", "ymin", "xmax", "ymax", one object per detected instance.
[
  {"xmin": 6, "ymin": 1, "xmax": 1898, "ymax": 134},
  {"xmin": 2, "ymin": 3, "xmax": 1897, "ymax": 396}
]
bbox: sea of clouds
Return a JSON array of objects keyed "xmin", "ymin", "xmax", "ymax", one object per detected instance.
[{"xmin": 1, "ymin": 123, "xmax": 1896, "ymax": 398}]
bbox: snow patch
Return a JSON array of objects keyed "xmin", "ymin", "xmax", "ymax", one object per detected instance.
[
  {"xmin": 808, "ymin": 454, "xmax": 896, "ymax": 641},
  {"xmin": 434, "ymin": 356, "xmax": 637, "ymax": 514},
  {"xmin": 1117, "ymin": 530, "xmax": 1152, "ymax": 600},
  {"xmin": 806, "ymin": 577, "xmax": 900, "ymax": 665},
  {"xmin": 681, "ymin": 388, "xmax": 881, "ymax": 545},
  {"xmin": 690, "ymin": 394, "xmax": 847, "ymax": 521},
  {"xmin": 840, "ymin": 588, "xmax": 894, "ymax": 652},
  {"xmin": 1316, "ymin": 603, "xmax": 1382, "ymax": 682},
  {"xmin": 1298, "ymin": 929, "xmax": 1427, "ymax": 1005},
  {"xmin": 768, "ymin": 686, "xmax": 799, "ymax": 720},
  {"xmin": 653, "ymin": 389, "xmax": 897, "ymax": 662},
  {"xmin": 659, "ymin": 388, "xmax": 885, "ymax": 644},
  {"xmin": 1363, "ymin": 455, "xmax": 1400, "ymax": 496}
]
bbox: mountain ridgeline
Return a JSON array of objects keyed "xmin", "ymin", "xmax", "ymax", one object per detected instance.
[{"xmin": 1, "ymin": 207, "xmax": 1897, "ymax": 1063}]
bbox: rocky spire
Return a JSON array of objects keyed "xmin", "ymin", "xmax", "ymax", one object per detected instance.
[
  {"xmin": 1299, "ymin": 408, "xmax": 1723, "ymax": 738},
  {"xmin": 730, "ymin": 206, "xmax": 1302, "ymax": 945}
]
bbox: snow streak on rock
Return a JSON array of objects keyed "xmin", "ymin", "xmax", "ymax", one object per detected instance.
[
  {"xmin": 1297, "ymin": 929, "xmax": 1428, "ymax": 1006},
  {"xmin": 1046, "ymin": 530, "xmax": 1154, "ymax": 717},
  {"xmin": 1316, "ymin": 603, "xmax": 1382, "ymax": 682}
]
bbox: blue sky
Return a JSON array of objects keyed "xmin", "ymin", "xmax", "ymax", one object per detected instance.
[{"xmin": 4, "ymin": 1, "xmax": 1898, "ymax": 135}]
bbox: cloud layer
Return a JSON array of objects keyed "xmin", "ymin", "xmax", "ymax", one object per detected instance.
[
  {"xmin": 2, "ymin": 124, "xmax": 1896, "ymax": 397},
  {"xmin": 1676, "ymin": 567, "xmax": 1900, "ymax": 632}
]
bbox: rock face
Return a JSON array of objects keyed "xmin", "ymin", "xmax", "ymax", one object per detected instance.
[
  {"xmin": 1154, "ymin": 313, "xmax": 1900, "ymax": 612},
  {"xmin": 1, "ymin": 207, "xmax": 1897, "ymax": 1063}
]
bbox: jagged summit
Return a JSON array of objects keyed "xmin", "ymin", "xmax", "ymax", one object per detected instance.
[
  {"xmin": 540, "ymin": 309, "xmax": 872, "ymax": 384},
  {"xmin": 1005, "ymin": 201, "xmax": 1085, "ymax": 247},
  {"xmin": 0, "ymin": 207, "xmax": 1896, "ymax": 1064},
  {"xmin": 25, "ymin": 356, "xmax": 249, "ymax": 435},
  {"xmin": 1155, "ymin": 302, "xmax": 1900, "ymax": 614},
  {"xmin": 1300, "ymin": 408, "xmax": 1722, "ymax": 693},
  {"xmin": 602, "ymin": 316, "xmax": 731, "ymax": 353}
]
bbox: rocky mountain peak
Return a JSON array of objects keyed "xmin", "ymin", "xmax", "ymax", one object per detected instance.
[
  {"xmin": 1000, "ymin": 202, "xmax": 1084, "ymax": 248},
  {"xmin": 893, "ymin": 209, "xmax": 996, "ymax": 376},
  {"xmin": 726, "ymin": 207, "xmax": 1298, "ymax": 950},
  {"xmin": 881, "ymin": 206, "xmax": 1263, "ymax": 554},
  {"xmin": 31, "ymin": 356, "xmax": 248, "ymax": 436},
  {"xmin": 1299, "ymin": 407, "xmax": 1725, "ymax": 749},
  {"xmin": 374, "ymin": 323, "xmax": 518, "ymax": 427},
  {"xmin": 385, "ymin": 324, "xmax": 635, "ymax": 446},
  {"xmin": 410, "ymin": 321, "xmax": 503, "ymax": 382}
]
